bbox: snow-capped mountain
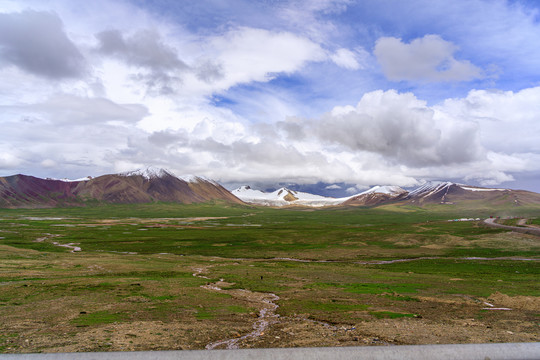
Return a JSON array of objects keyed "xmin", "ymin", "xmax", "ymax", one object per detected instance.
[
  {"xmin": 406, "ymin": 181, "xmax": 524, "ymax": 205},
  {"xmin": 232, "ymin": 181, "xmax": 540, "ymax": 208},
  {"xmin": 3, "ymin": 168, "xmax": 540, "ymax": 209},
  {"xmin": 121, "ymin": 166, "xmax": 173, "ymax": 180},
  {"xmin": 0, "ymin": 167, "xmax": 242, "ymax": 208},
  {"xmin": 344, "ymin": 185, "xmax": 408, "ymax": 206},
  {"xmin": 232, "ymin": 185, "xmax": 408, "ymax": 207},
  {"xmin": 121, "ymin": 167, "xmax": 219, "ymax": 185},
  {"xmin": 232, "ymin": 186, "xmax": 345, "ymax": 207}
]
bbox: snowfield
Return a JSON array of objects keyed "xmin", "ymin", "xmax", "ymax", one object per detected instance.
[{"xmin": 231, "ymin": 186, "xmax": 345, "ymax": 207}]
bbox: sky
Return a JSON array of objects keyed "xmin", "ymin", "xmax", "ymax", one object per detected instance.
[{"xmin": 1, "ymin": 0, "xmax": 540, "ymax": 195}]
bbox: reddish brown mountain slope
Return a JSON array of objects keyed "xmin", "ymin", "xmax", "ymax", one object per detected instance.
[
  {"xmin": 343, "ymin": 191, "xmax": 408, "ymax": 206},
  {"xmin": 0, "ymin": 175, "xmax": 81, "ymax": 208},
  {"xmin": 406, "ymin": 182, "xmax": 540, "ymax": 206},
  {"xmin": 0, "ymin": 169, "xmax": 243, "ymax": 208}
]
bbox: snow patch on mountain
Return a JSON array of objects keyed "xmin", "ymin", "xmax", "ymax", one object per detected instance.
[
  {"xmin": 178, "ymin": 174, "xmax": 219, "ymax": 185},
  {"xmin": 120, "ymin": 167, "xmax": 218, "ymax": 185},
  {"xmin": 359, "ymin": 185, "xmax": 407, "ymax": 196},
  {"xmin": 460, "ymin": 186, "xmax": 507, "ymax": 192},
  {"xmin": 53, "ymin": 176, "xmax": 92, "ymax": 182},
  {"xmin": 407, "ymin": 181, "xmax": 453, "ymax": 198},
  {"xmin": 233, "ymin": 186, "xmax": 345, "ymax": 207},
  {"xmin": 409, "ymin": 181, "xmax": 509, "ymax": 198},
  {"xmin": 122, "ymin": 166, "xmax": 173, "ymax": 180}
]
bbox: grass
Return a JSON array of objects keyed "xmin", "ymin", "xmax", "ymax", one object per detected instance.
[
  {"xmin": 369, "ymin": 311, "xmax": 417, "ymax": 319},
  {"xmin": 370, "ymin": 259, "xmax": 540, "ymax": 296},
  {"xmin": 195, "ymin": 309, "xmax": 214, "ymax": 320},
  {"xmin": 306, "ymin": 282, "xmax": 426, "ymax": 294},
  {"xmin": 0, "ymin": 201, "xmax": 539, "ymax": 351},
  {"xmin": 286, "ymin": 299, "xmax": 370, "ymax": 312},
  {"xmin": 195, "ymin": 305, "xmax": 252, "ymax": 320},
  {"xmin": 72, "ymin": 311, "xmax": 128, "ymax": 326},
  {"xmin": 383, "ymin": 294, "xmax": 420, "ymax": 302},
  {"xmin": 1, "ymin": 202, "xmax": 535, "ymax": 260}
]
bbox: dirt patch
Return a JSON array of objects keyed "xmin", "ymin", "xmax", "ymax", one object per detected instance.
[
  {"xmin": 421, "ymin": 244, "xmax": 447, "ymax": 249},
  {"xmin": 7, "ymin": 320, "xmax": 252, "ymax": 353},
  {"xmin": 488, "ymin": 292, "xmax": 540, "ymax": 311},
  {"xmin": 472, "ymin": 232, "xmax": 539, "ymax": 251},
  {"xmin": 0, "ymin": 244, "xmax": 40, "ymax": 256}
]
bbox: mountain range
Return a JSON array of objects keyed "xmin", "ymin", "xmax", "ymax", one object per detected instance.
[
  {"xmin": 0, "ymin": 167, "xmax": 241, "ymax": 208},
  {"xmin": 231, "ymin": 185, "xmax": 409, "ymax": 207},
  {"xmin": 233, "ymin": 181, "xmax": 540, "ymax": 207},
  {"xmin": 1, "ymin": 167, "xmax": 539, "ymax": 209}
]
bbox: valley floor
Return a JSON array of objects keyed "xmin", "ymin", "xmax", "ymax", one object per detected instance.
[{"xmin": 0, "ymin": 204, "xmax": 538, "ymax": 352}]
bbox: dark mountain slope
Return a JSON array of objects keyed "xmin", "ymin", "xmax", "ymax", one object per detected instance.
[
  {"xmin": 0, "ymin": 175, "xmax": 80, "ymax": 208},
  {"xmin": 0, "ymin": 168, "xmax": 243, "ymax": 208}
]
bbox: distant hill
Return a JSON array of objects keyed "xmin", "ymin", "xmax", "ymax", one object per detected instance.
[
  {"xmin": 0, "ymin": 167, "xmax": 243, "ymax": 208},
  {"xmin": 232, "ymin": 185, "xmax": 408, "ymax": 207},
  {"xmin": 233, "ymin": 181, "xmax": 540, "ymax": 208},
  {"xmin": 405, "ymin": 181, "xmax": 540, "ymax": 207}
]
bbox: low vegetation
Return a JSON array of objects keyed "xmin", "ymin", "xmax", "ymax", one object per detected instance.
[{"xmin": 0, "ymin": 202, "xmax": 538, "ymax": 352}]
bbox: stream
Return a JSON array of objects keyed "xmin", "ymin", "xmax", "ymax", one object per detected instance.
[
  {"xmin": 205, "ymin": 255, "xmax": 538, "ymax": 265},
  {"xmin": 205, "ymin": 291, "xmax": 280, "ymax": 350},
  {"xmin": 192, "ymin": 266, "xmax": 281, "ymax": 350},
  {"xmin": 191, "ymin": 253, "xmax": 528, "ymax": 348},
  {"xmin": 34, "ymin": 233, "xmax": 81, "ymax": 252}
]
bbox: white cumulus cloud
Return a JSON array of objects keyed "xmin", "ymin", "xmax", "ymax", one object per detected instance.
[{"xmin": 438, "ymin": 87, "xmax": 540, "ymax": 153}]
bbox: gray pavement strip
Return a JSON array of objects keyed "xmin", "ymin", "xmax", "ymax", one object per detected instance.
[{"xmin": 1, "ymin": 343, "xmax": 539, "ymax": 360}]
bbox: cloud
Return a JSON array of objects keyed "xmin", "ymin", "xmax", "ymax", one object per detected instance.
[
  {"xmin": 124, "ymin": 90, "xmax": 483, "ymax": 185},
  {"xmin": 119, "ymin": 88, "xmax": 535, "ymax": 188},
  {"xmin": 113, "ymin": 160, "xmax": 145, "ymax": 173},
  {"xmin": 4, "ymin": 84, "xmax": 532, "ymax": 189},
  {"xmin": 438, "ymin": 87, "xmax": 540, "ymax": 153},
  {"xmin": 330, "ymin": 48, "xmax": 361, "ymax": 70},
  {"xmin": 0, "ymin": 10, "xmax": 85, "ymax": 79},
  {"xmin": 325, "ymin": 184, "xmax": 341, "ymax": 189},
  {"xmin": 40, "ymin": 159, "xmax": 56, "ymax": 168},
  {"xmin": 465, "ymin": 169, "xmax": 515, "ymax": 187},
  {"xmin": 310, "ymin": 90, "xmax": 483, "ymax": 167},
  {"xmin": 0, "ymin": 103, "xmax": 150, "ymax": 178},
  {"xmin": 30, "ymin": 94, "xmax": 149, "ymax": 124},
  {"xmin": 95, "ymin": 29, "xmax": 187, "ymax": 71},
  {"xmin": 207, "ymin": 27, "xmax": 326, "ymax": 89},
  {"xmin": 1, "ymin": 1, "xmax": 539, "ymax": 192},
  {"xmin": 374, "ymin": 35, "xmax": 482, "ymax": 82},
  {"xmin": 195, "ymin": 60, "xmax": 224, "ymax": 84},
  {"xmin": 276, "ymin": 0, "xmax": 352, "ymax": 43},
  {"xmin": 148, "ymin": 130, "xmax": 188, "ymax": 147},
  {"xmin": 95, "ymin": 26, "xmax": 327, "ymax": 99},
  {"xmin": 95, "ymin": 29, "xmax": 189, "ymax": 95},
  {"xmin": 0, "ymin": 152, "xmax": 22, "ymax": 169}
]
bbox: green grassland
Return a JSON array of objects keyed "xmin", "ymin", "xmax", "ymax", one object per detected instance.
[{"xmin": 0, "ymin": 202, "xmax": 539, "ymax": 352}]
